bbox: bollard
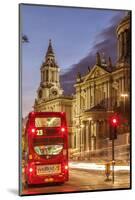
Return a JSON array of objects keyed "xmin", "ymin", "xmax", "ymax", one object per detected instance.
[{"xmin": 104, "ymin": 162, "xmax": 111, "ymax": 181}]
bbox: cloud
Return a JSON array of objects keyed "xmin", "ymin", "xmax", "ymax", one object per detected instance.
[{"xmin": 60, "ymin": 12, "xmax": 125, "ymax": 95}]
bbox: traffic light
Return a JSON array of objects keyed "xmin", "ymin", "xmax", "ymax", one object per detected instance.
[
  {"xmin": 110, "ymin": 126, "xmax": 117, "ymax": 140},
  {"xmin": 109, "ymin": 115, "xmax": 119, "ymax": 140},
  {"xmin": 110, "ymin": 115, "xmax": 119, "ymax": 127}
]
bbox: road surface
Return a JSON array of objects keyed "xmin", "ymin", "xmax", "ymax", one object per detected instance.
[{"xmin": 21, "ymin": 166, "xmax": 130, "ymax": 195}]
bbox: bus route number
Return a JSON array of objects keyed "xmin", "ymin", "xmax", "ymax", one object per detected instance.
[{"xmin": 36, "ymin": 129, "xmax": 43, "ymax": 136}]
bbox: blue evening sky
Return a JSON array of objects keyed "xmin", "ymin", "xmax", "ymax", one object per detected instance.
[{"xmin": 20, "ymin": 4, "xmax": 125, "ymax": 117}]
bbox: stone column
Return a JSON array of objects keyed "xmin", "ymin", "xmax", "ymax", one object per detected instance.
[
  {"xmin": 87, "ymin": 87, "xmax": 89, "ymax": 109},
  {"xmin": 48, "ymin": 68, "xmax": 50, "ymax": 82},
  {"xmin": 85, "ymin": 88, "xmax": 88, "ymax": 110},
  {"xmin": 89, "ymin": 85, "xmax": 91, "ymax": 108},
  {"xmin": 124, "ymin": 30, "xmax": 127, "ymax": 58},
  {"xmin": 51, "ymin": 70, "xmax": 54, "ymax": 82},
  {"xmin": 73, "ymin": 132, "xmax": 76, "ymax": 149},
  {"xmin": 102, "ymin": 83, "xmax": 104, "ymax": 102},
  {"xmin": 106, "ymin": 81, "xmax": 109, "ymax": 109},
  {"xmin": 121, "ymin": 77, "xmax": 124, "ymax": 93},
  {"xmin": 78, "ymin": 89, "xmax": 81, "ymax": 114},
  {"xmin": 52, "ymin": 70, "xmax": 54, "ymax": 82},
  {"xmin": 85, "ymin": 122, "xmax": 89, "ymax": 151},
  {"xmin": 94, "ymin": 83, "xmax": 96, "ymax": 105},
  {"xmin": 127, "ymin": 30, "xmax": 130, "ymax": 58},
  {"xmin": 99, "ymin": 84, "xmax": 102, "ymax": 102},
  {"xmin": 91, "ymin": 122, "xmax": 94, "ymax": 151},
  {"xmin": 122, "ymin": 32, "xmax": 125, "ymax": 58},
  {"xmin": 89, "ymin": 85, "xmax": 91, "ymax": 107},
  {"xmin": 53, "ymin": 70, "xmax": 55, "ymax": 83},
  {"xmin": 91, "ymin": 121, "xmax": 96, "ymax": 151},
  {"xmin": 88, "ymin": 120, "xmax": 91, "ymax": 154},
  {"xmin": 117, "ymin": 34, "xmax": 120, "ymax": 60},
  {"xmin": 76, "ymin": 128, "xmax": 80, "ymax": 149},
  {"xmin": 119, "ymin": 78, "xmax": 121, "ymax": 94},
  {"xmin": 91, "ymin": 84, "xmax": 94, "ymax": 106},
  {"xmin": 96, "ymin": 86, "xmax": 98, "ymax": 104},
  {"xmin": 95, "ymin": 121, "xmax": 98, "ymax": 149},
  {"xmin": 81, "ymin": 124, "xmax": 84, "ymax": 152},
  {"xmin": 57, "ymin": 69, "xmax": 59, "ymax": 83},
  {"xmin": 119, "ymin": 33, "xmax": 123, "ymax": 59}
]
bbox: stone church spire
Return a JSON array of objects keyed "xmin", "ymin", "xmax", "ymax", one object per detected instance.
[
  {"xmin": 44, "ymin": 39, "xmax": 58, "ymax": 68},
  {"xmin": 45, "ymin": 39, "xmax": 54, "ymax": 58},
  {"xmin": 35, "ymin": 40, "xmax": 63, "ymax": 103}
]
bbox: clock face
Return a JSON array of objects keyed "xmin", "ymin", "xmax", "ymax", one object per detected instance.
[
  {"xmin": 51, "ymin": 87, "xmax": 58, "ymax": 96},
  {"xmin": 52, "ymin": 89, "xmax": 58, "ymax": 96}
]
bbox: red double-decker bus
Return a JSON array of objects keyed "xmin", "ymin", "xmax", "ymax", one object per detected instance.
[{"xmin": 23, "ymin": 112, "xmax": 69, "ymax": 185}]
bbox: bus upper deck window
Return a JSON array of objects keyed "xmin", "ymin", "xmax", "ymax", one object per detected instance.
[{"xmin": 35, "ymin": 117, "xmax": 61, "ymax": 128}]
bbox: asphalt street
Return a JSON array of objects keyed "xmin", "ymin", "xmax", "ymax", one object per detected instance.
[{"xmin": 22, "ymin": 166, "xmax": 130, "ymax": 195}]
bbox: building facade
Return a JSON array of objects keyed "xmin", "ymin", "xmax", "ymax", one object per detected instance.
[{"xmin": 34, "ymin": 13, "xmax": 131, "ymax": 162}]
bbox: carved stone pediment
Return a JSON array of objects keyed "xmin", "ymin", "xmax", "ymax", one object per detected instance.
[{"xmin": 84, "ymin": 65, "xmax": 109, "ymax": 82}]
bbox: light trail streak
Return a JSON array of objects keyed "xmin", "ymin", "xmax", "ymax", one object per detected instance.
[{"xmin": 69, "ymin": 162, "xmax": 130, "ymax": 171}]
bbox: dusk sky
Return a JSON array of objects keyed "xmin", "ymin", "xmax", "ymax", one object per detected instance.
[{"xmin": 20, "ymin": 4, "xmax": 126, "ymax": 117}]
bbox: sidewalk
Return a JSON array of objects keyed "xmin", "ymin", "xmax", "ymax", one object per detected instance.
[{"xmin": 69, "ymin": 163, "xmax": 130, "ymax": 190}]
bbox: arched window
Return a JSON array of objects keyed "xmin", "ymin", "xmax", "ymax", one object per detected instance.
[
  {"xmin": 46, "ymin": 70, "xmax": 48, "ymax": 81},
  {"xmin": 38, "ymin": 90, "xmax": 42, "ymax": 99}
]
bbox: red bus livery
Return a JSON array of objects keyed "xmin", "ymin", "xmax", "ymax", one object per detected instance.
[{"xmin": 24, "ymin": 112, "xmax": 69, "ymax": 185}]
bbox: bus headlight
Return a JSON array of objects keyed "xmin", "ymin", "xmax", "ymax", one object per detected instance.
[
  {"xmin": 29, "ymin": 167, "xmax": 33, "ymax": 173},
  {"xmin": 64, "ymin": 165, "xmax": 68, "ymax": 170}
]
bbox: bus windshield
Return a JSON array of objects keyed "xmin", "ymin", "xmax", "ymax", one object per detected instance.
[
  {"xmin": 34, "ymin": 144, "xmax": 63, "ymax": 156},
  {"xmin": 35, "ymin": 117, "xmax": 61, "ymax": 127}
]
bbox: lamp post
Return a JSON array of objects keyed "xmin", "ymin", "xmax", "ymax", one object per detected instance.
[
  {"xmin": 120, "ymin": 93, "xmax": 128, "ymax": 113},
  {"xmin": 109, "ymin": 115, "xmax": 119, "ymax": 184}
]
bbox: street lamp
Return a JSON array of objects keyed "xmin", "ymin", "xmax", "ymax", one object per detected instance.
[{"xmin": 120, "ymin": 93, "xmax": 128, "ymax": 113}]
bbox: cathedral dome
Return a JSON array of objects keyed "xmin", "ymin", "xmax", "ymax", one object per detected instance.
[
  {"xmin": 116, "ymin": 12, "xmax": 131, "ymax": 65},
  {"xmin": 116, "ymin": 12, "xmax": 130, "ymax": 35}
]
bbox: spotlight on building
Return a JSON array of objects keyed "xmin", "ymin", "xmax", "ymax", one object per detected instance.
[
  {"xmin": 120, "ymin": 94, "xmax": 128, "ymax": 97},
  {"xmin": 88, "ymin": 117, "xmax": 92, "ymax": 121}
]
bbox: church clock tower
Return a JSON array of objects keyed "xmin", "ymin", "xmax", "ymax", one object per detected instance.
[{"xmin": 36, "ymin": 40, "xmax": 63, "ymax": 103}]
